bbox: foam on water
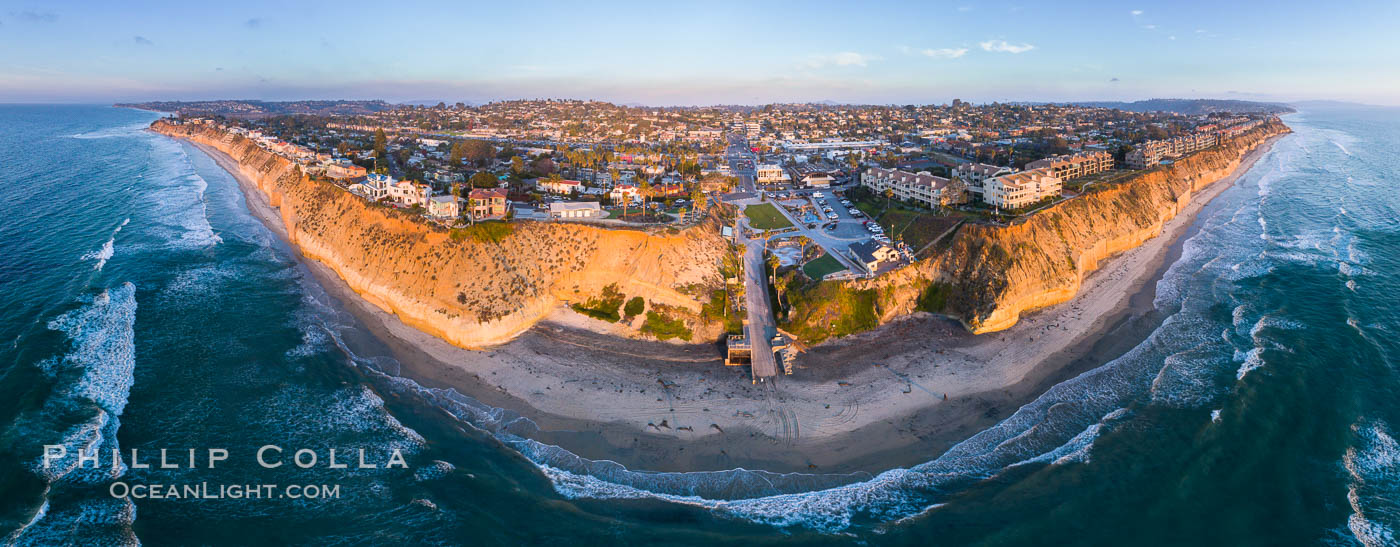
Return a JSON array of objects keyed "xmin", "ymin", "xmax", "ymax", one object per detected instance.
[
  {"xmin": 15, "ymin": 283, "xmax": 139, "ymax": 544},
  {"xmin": 1343, "ymin": 420, "xmax": 1399, "ymax": 547},
  {"xmin": 81, "ymin": 218, "xmax": 129, "ymax": 271}
]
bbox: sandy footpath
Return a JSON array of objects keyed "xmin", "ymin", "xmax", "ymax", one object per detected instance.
[{"xmin": 186, "ymin": 135, "xmax": 1281, "ymax": 474}]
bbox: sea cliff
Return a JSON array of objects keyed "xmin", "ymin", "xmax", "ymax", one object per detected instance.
[
  {"xmin": 788, "ymin": 121, "xmax": 1291, "ymax": 339},
  {"xmin": 152, "ymin": 120, "xmax": 728, "ymax": 348}
]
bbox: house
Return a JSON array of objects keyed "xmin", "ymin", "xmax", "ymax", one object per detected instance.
[
  {"xmin": 848, "ymin": 240, "xmax": 900, "ymax": 273},
  {"xmin": 324, "ymin": 160, "xmax": 367, "ymax": 181},
  {"xmin": 468, "ymin": 188, "xmax": 509, "ymax": 219},
  {"xmin": 426, "ymin": 194, "xmax": 460, "ymax": 219},
  {"xmin": 387, "ymin": 179, "xmax": 432, "ymax": 207},
  {"xmin": 548, "ymin": 201, "xmax": 602, "ymax": 220},
  {"xmin": 538, "ymin": 178, "xmax": 582, "ymax": 195},
  {"xmin": 984, "ymin": 168, "xmax": 1062, "ymax": 210},
  {"xmin": 609, "ymin": 184, "xmax": 640, "ymax": 204},
  {"xmin": 350, "ymin": 173, "xmax": 394, "ymax": 200}
]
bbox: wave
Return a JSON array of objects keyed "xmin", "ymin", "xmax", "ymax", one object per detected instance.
[
  {"xmin": 13, "ymin": 283, "xmax": 139, "ymax": 545},
  {"xmin": 1343, "ymin": 420, "xmax": 1399, "ymax": 547},
  {"xmin": 69, "ymin": 122, "xmax": 149, "ymax": 139},
  {"xmin": 81, "ymin": 219, "xmax": 129, "ymax": 271}
]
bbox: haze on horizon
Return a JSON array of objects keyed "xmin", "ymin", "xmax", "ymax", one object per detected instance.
[{"xmin": 2, "ymin": 0, "xmax": 1395, "ymax": 107}]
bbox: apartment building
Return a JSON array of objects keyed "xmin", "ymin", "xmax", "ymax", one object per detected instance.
[
  {"xmin": 951, "ymin": 162, "xmax": 1015, "ymax": 197},
  {"xmin": 861, "ymin": 167, "xmax": 965, "ymax": 208},
  {"xmin": 1025, "ymin": 150, "xmax": 1113, "ymax": 180},
  {"xmin": 984, "ymin": 168, "xmax": 1062, "ymax": 210},
  {"xmin": 1126, "ymin": 140, "xmax": 1168, "ymax": 169}
]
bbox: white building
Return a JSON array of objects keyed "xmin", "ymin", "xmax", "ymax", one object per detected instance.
[
  {"xmin": 755, "ymin": 163, "xmax": 789, "ymax": 184},
  {"xmin": 861, "ymin": 167, "xmax": 963, "ymax": 208},
  {"xmin": 984, "ymin": 168, "xmax": 1062, "ymax": 210},
  {"xmin": 951, "ymin": 163, "xmax": 1015, "ymax": 198},
  {"xmin": 548, "ymin": 201, "xmax": 603, "ymax": 220}
]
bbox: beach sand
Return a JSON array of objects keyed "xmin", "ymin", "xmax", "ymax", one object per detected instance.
[{"xmin": 188, "ymin": 134, "xmax": 1282, "ymax": 475}]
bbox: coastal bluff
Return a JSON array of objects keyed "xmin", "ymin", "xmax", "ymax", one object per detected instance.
[
  {"xmin": 152, "ymin": 120, "xmax": 728, "ymax": 348},
  {"xmin": 797, "ymin": 121, "xmax": 1291, "ymax": 339}
]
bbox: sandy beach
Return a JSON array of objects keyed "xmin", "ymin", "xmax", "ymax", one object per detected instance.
[{"xmin": 189, "ymin": 134, "xmax": 1282, "ymax": 475}]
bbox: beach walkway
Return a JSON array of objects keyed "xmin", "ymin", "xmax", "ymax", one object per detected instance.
[{"xmin": 742, "ymin": 239, "xmax": 779, "ymax": 382}]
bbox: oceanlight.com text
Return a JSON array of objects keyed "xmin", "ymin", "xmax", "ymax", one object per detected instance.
[{"xmin": 109, "ymin": 482, "xmax": 342, "ymax": 500}]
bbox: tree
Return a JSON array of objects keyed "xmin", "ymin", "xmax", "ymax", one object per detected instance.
[
  {"xmin": 460, "ymin": 140, "xmax": 494, "ymax": 166},
  {"xmin": 639, "ymin": 179, "xmax": 653, "ymax": 218},
  {"xmin": 533, "ymin": 156, "xmax": 555, "ymax": 175},
  {"xmin": 511, "ymin": 155, "xmax": 524, "ymax": 175},
  {"xmin": 883, "ymin": 188, "xmax": 894, "ymax": 212},
  {"xmin": 469, "ymin": 171, "xmax": 498, "ymax": 188},
  {"xmin": 373, "ymin": 128, "xmax": 388, "ymax": 161},
  {"xmin": 449, "ymin": 142, "xmax": 464, "ymax": 167}
]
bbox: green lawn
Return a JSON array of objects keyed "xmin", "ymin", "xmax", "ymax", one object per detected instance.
[
  {"xmin": 743, "ymin": 203, "xmax": 793, "ymax": 230},
  {"xmin": 802, "ymin": 253, "xmax": 845, "ymax": 280}
]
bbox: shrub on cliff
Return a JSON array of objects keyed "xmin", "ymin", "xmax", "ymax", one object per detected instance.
[
  {"xmin": 450, "ymin": 222, "xmax": 514, "ymax": 244},
  {"xmin": 623, "ymin": 296, "xmax": 645, "ymax": 318},
  {"xmin": 571, "ymin": 284, "xmax": 626, "ymax": 323},
  {"xmin": 780, "ymin": 278, "xmax": 879, "ymax": 344},
  {"xmin": 640, "ymin": 309, "xmax": 693, "ymax": 341}
]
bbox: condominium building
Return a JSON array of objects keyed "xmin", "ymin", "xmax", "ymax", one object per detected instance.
[
  {"xmin": 860, "ymin": 167, "xmax": 966, "ymax": 208},
  {"xmin": 984, "ymin": 168, "xmax": 1062, "ymax": 210},
  {"xmin": 1126, "ymin": 140, "xmax": 1168, "ymax": 169},
  {"xmin": 951, "ymin": 162, "xmax": 1015, "ymax": 197},
  {"xmin": 1025, "ymin": 150, "xmax": 1113, "ymax": 180}
]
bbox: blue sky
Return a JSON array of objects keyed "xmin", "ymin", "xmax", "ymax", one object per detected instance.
[{"xmin": 2, "ymin": 0, "xmax": 1396, "ymax": 105}]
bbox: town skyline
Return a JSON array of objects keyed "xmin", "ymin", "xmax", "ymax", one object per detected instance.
[{"xmin": 3, "ymin": 0, "xmax": 1397, "ymax": 106}]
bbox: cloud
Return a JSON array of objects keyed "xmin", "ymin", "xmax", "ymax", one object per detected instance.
[
  {"xmin": 10, "ymin": 10, "xmax": 57, "ymax": 22},
  {"xmin": 244, "ymin": 17, "xmax": 263, "ymax": 28},
  {"xmin": 1143, "ymin": 24, "xmax": 1156, "ymax": 29},
  {"xmin": 803, "ymin": 52, "xmax": 880, "ymax": 69},
  {"xmin": 920, "ymin": 47, "xmax": 968, "ymax": 59},
  {"xmin": 979, "ymin": 40, "xmax": 1035, "ymax": 54},
  {"xmin": 132, "ymin": 35, "xmax": 154, "ymax": 46},
  {"xmin": 1169, "ymin": 35, "xmax": 1176, "ymax": 40},
  {"xmin": 1110, "ymin": 77, "xmax": 1120, "ymax": 82},
  {"xmin": 1131, "ymin": 9, "xmax": 1143, "ymax": 15},
  {"xmin": 899, "ymin": 45, "xmax": 968, "ymax": 59},
  {"xmin": 957, "ymin": 5, "xmax": 973, "ymax": 11}
]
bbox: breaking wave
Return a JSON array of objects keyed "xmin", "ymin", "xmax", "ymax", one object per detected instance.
[
  {"xmin": 81, "ymin": 218, "xmax": 129, "ymax": 271},
  {"xmin": 1343, "ymin": 420, "xmax": 1399, "ymax": 547},
  {"xmin": 13, "ymin": 283, "xmax": 139, "ymax": 545}
]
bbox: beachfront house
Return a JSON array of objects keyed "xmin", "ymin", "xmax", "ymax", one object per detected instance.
[{"xmin": 469, "ymin": 188, "xmax": 509, "ymax": 219}]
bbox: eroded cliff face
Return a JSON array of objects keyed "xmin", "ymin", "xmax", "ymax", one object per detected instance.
[
  {"xmin": 153, "ymin": 121, "xmax": 727, "ymax": 348},
  {"xmin": 833, "ymin": 121, "xmax": 1290, "ymax": 337}
]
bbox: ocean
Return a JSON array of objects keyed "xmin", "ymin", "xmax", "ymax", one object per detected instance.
[{"xmin": 0, "ymin": 104, "xmax": 1394, "ymax": 545}]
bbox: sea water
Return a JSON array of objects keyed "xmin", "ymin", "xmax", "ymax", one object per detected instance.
[{"xmin": 0, "ymin": 104, "xmax": 1395, "ymax": 545}]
